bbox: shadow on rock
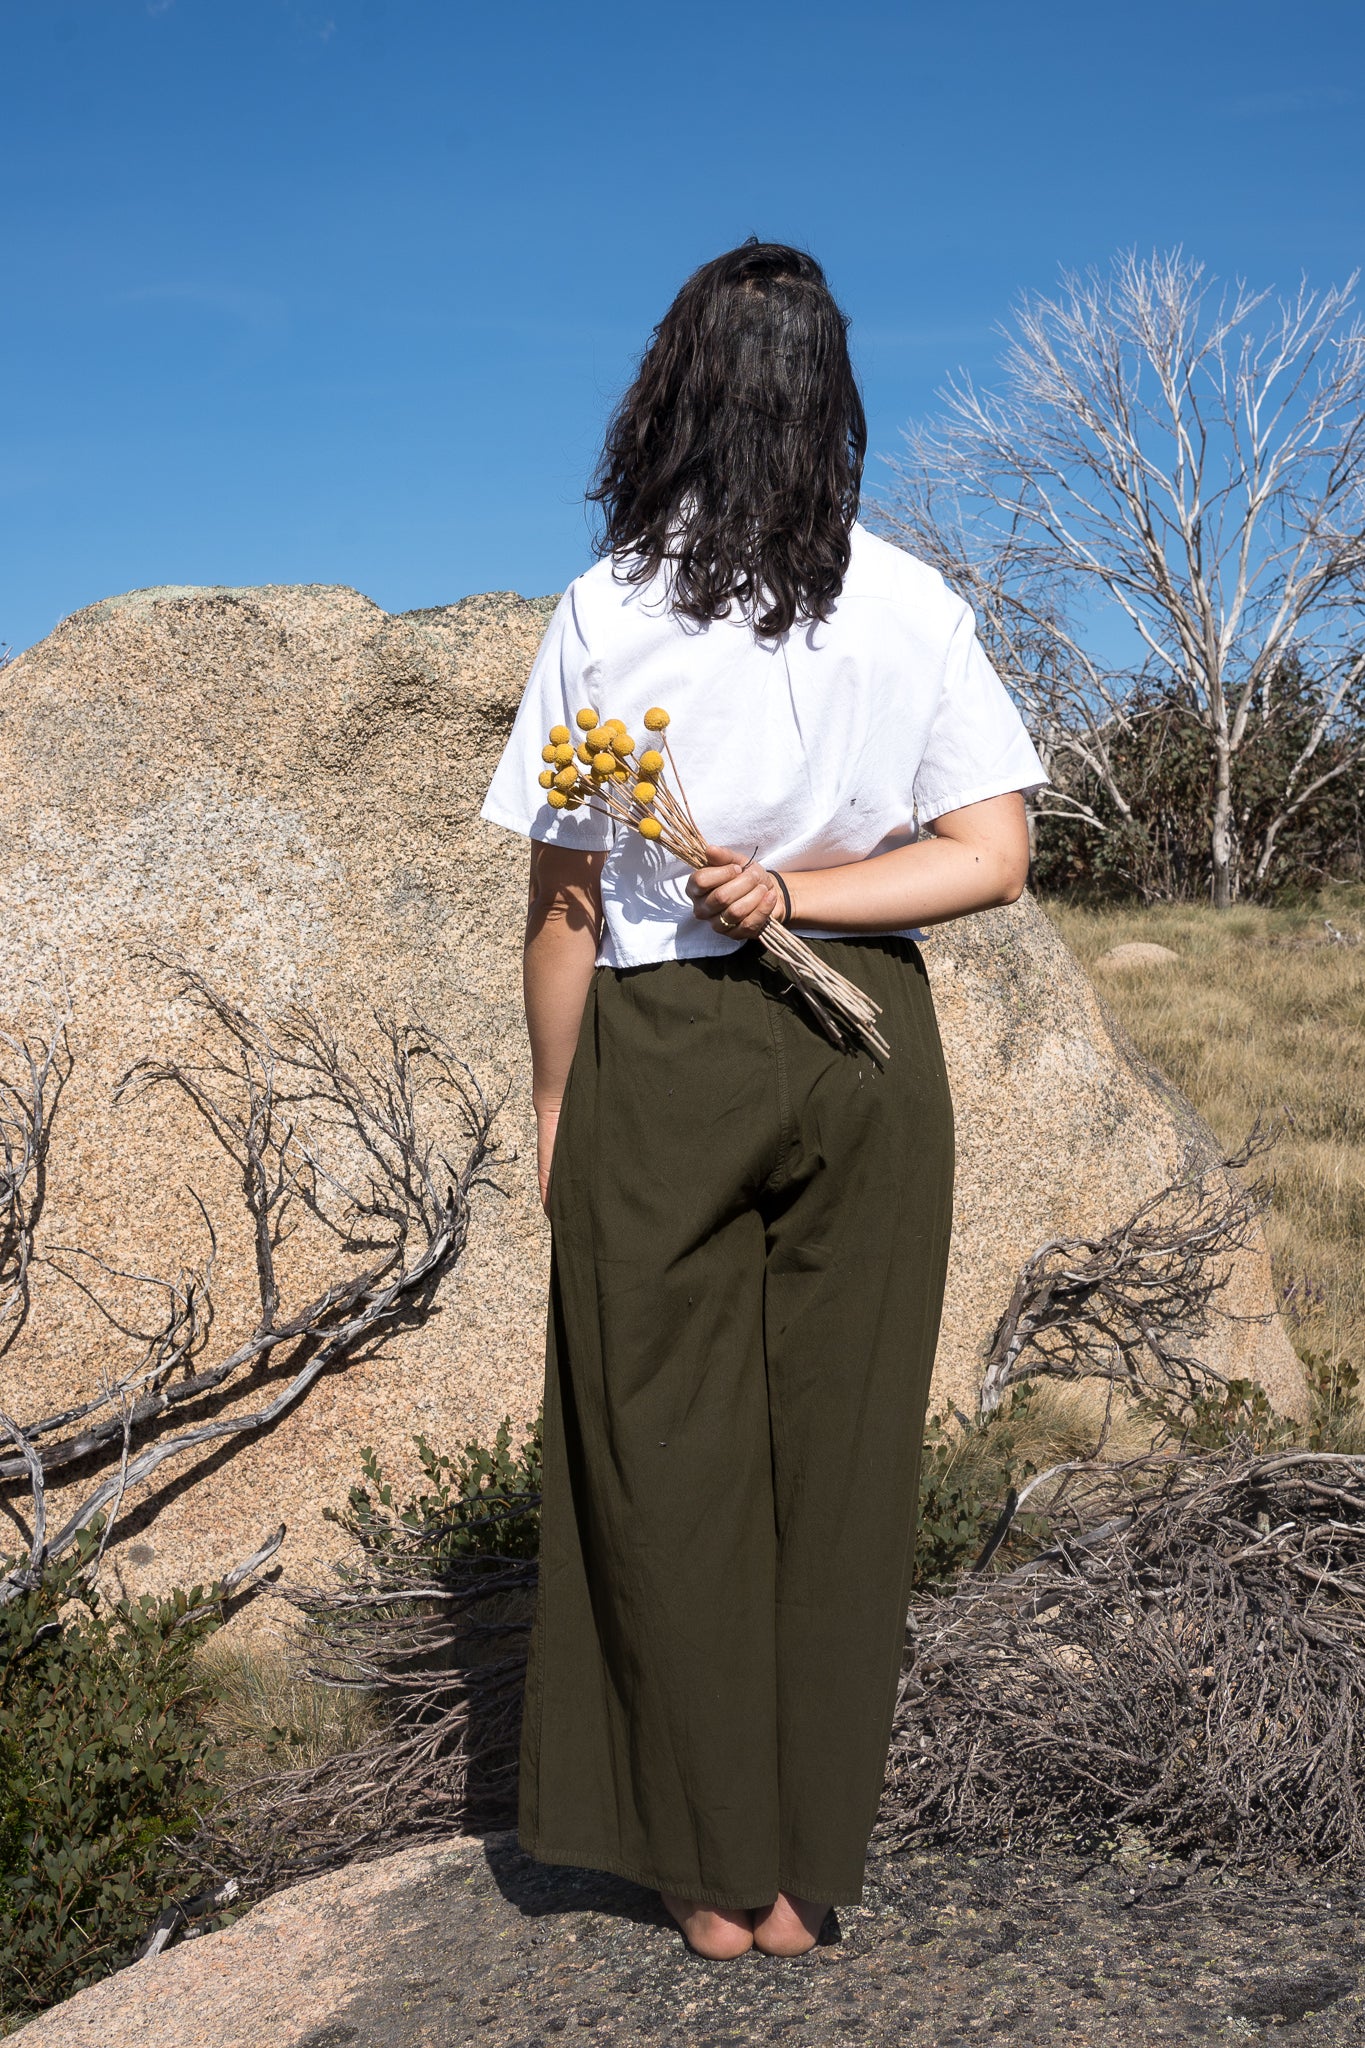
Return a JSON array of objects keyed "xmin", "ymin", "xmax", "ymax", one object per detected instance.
[
  {"xmin": 479, "ymin": 1829, "xmax": 845, "ymax": 1949},
  {"xmin": 481, "ymin": 1828, "xmax": 675, "ymax": 1930}
]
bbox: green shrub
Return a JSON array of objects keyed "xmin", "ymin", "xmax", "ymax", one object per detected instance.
[
  {"xmin": 0, "ymin": 1526, "xmax": 226, "ymax": 2020},
  {"xmin": 1301, "ymin": 1354, "xmax": 1365, "ymax": 1452},
  {"xmin": 1132, "ymin": 1356, "xmax": 1363, "ymax": 1456},
  {"xmin": 324, "ymin": 1408, "xmax": 543, "ymax": 1574},
  {"xmin": 222, "ymin": 1417, "xmax": 548, "ymax": 1865},
  {"xmin": 913, "ymin": 1388, "xmax": 1052, "ymax": 1589},
  {"xmin": 1031, "ymin": 665, "xmax": 1365, "ymax": 904},
  {"xmin": 1134, "ymin": 1374, "xmax": 1293, "ymax": 1454}
]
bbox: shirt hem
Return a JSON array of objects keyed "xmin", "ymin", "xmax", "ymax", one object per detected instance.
[{"xmin": 595, "ymin": 924, "xmax": 925, "ymax": 971}]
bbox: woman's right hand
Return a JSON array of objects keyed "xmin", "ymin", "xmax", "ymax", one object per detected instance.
[{"xmin": 687, "ymin": 844, "xmax": 783, "ymax": 939}]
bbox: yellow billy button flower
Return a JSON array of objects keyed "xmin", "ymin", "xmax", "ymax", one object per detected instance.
[
  {"xmin": 634, "ymin": 781, "xmax": 656, "ymax": 805},
  {"xmin": 612, "ymin": 732, "xmax": 635, "ymax": 756},
  {"xmin": 586, "ymin": 726, "xmax": 612, "ymax": 752},
  {"xmin": 643, "ymin": 707, "xmax": 670, "ymax": 731},
  {"xmin": 637, "ymin": 816, "xmax": 663, "ymax": 840},
  {"xmin": 612, "ymin": 767, "xmax": 629, "ymax": 783},
  {"xmin": 554, "ymin": 765, "xmax": 579, "ymax": 791},
  {"xmin": 538, "ymin": 769, "xmax": 555, "ymax": 789},
  {"xmin": 548, "ymin": 723, "xmax": 571, "ymax": 745},
  {"xmin": 575, "ymin": 707, "xmax": 597, "ymax": 730},
  {"xmin": 576, "ymin": 744, "xmax": 593, "ymax": 764},
  {"xmin": 553, "ymin": 742, "xmax": 576, "ymax": 766},
  {"xmin": 541, "ymin": 743, "xmax": 558, "ymax": 763},
  {"xmin": 591, "ymin": 751, "xmax": 616, "ymax": 775},
  {"xmin": 638, "ymin": 748, "xmax": 664, "ymax": 777},
  {"xmin": 547, "ymin": 788, "xmax": 569, "ymax": 808}
]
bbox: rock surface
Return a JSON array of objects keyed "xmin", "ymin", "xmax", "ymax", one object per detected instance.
[
  {"xmin": 1097, "ymin": 941, "xmax": 1182, "ymax": 967},
  {"xmin": 0, "ymin": 583, "xmax": 1301, "ymax": 1599},
  {"xmin": 18, "ymin": 1831, "xmax": 1365, "ymax": 2046}
]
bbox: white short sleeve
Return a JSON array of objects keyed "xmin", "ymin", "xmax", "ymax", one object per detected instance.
[
  {"xmin": 911, "ymin": 602, "xmax": 1049, "ymax": 824},
  {"xmin": 480, "ymin": 584, "xmax": 615, "ymax": 850}
]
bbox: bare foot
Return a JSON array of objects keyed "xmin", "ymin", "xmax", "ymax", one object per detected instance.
[
  {"xmin": 659, "ymin": 1891, "xmax": 754, "ymax": 1959},
  {"xmin": 752, "ymin": 1890, "xmax": 829, "ymax": 1955}
]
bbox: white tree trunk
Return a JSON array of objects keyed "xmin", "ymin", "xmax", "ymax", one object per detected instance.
[{"xmin": 1210, "ymin": 737, "xmax": 1235, "ymax": 908}]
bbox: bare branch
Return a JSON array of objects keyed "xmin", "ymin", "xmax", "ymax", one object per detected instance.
[
  {"xmin": 0, "ymin": 1408, "xmax": 46, "ymax": 1592},
  {"xmin": 0, "ymin": 999, "xmax": 72, "ymax": 1358},
  {"xmin": 882, "ymin": 1446, "xmax": 1365, "ymax": 1870},
  {"xmin": 979, "ymin": 1131, "xmax": 1275, "ymax": 1419},
  {"xmin": 0, "ymin": 969, "xmax": 503, "ymax": 1594}
]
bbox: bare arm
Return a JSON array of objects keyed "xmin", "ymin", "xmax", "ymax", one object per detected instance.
[
  {"xmin": 523, "ymin": 840, "xmax": 604, "ymax": 1209},
  {"xmin": 685, "ymin": 791, "xmax": 1031, "ymax": 939}
]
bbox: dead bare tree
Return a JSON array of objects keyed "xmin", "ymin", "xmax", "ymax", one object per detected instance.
[
  {"xmin": 979, "ymin": 1135, "xmax": 1274, "ymax": 1419},
  {"xmin": 0, "ymin": 965, "xmax": 503, "ymax": 1605},
  {"xmin": 876, "ymin": 470, "xmax": 1153, "ymax": 857},
  {"xmin": 876, "ymin": 252, "xmax": 1365, "ymax": 904}
]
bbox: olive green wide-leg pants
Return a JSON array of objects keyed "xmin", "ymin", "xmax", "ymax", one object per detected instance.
[{"xmin": 519, "ymin": 935, "xmax": 955, "ymax": 1909}]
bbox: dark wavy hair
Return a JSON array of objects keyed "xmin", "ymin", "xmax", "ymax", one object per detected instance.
[{"xmin": 588, "ymin": 239, "xmax": 866, "ymax": 639}]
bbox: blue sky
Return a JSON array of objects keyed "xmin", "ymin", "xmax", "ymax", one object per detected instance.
[{"xmin": 3, "ymin": 0, "xmax": 1362, "ymax": 653}]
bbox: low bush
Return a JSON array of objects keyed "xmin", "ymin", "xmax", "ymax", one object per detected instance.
[
  {"xmin": 0, "ymin": 1525, "xmax": 226, "ymax": 2022},
  {"xmin": 325, "ymin": 1410, "xmax": 543, "ymax": 1571},
  {"xmin": 885, "ymin": 1360, "xmax": 1365, "ymax": 1871},
  {"xmin": 913, "ymin": 1392, "xmax": 1047, "ymax": 1587},
  {"xmin": 886, "ymin": 1429, "xmax": 1365, "ymax": 1870}
]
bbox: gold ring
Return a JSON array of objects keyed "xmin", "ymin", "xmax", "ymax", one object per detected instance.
[{"xmin": 718, "ymin": 913, "xmax": 736, "ymax": 933}]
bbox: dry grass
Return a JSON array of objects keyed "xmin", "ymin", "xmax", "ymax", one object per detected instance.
[
  {"xmin": 1044, "ymin": 882, "xmax": 1365, "ymax": 1379},
  {"xmin": 931, "ymin": 1377, "xmax": 1155, "ymax": 1489},
  {"xmin": 196, "ymin": 1636, "xmax": 380, "ymax": 1783}
]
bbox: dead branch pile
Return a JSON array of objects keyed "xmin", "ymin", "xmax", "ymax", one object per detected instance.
[
  {"xmin": 881, "ymin": 1446, "xmax": 1365, "ymax": 1870},
  {"xmin": 193, "ymin": 1498, "xmax": 537, "ymax": 1891}
]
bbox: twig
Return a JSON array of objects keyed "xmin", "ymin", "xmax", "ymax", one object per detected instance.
[{"xmin": 0, "ymin": 1407, "xmax": 46, "ymax": 1592}]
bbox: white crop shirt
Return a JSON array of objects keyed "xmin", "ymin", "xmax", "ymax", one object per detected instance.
[{"xmin": 480, "ymin": 522, "xmax": 1049, "ymax": 970}]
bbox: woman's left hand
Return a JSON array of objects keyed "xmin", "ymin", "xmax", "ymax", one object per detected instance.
[{"xmin": 687, "ymin": 844, "xmax": 783, "ymax": 940}]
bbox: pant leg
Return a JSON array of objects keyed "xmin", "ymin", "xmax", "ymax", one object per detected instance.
[
  {"xmin": 518, "ymin": 939, "xmax": 955, "ymax": 1910},
  {"xmin": 760, "ymin": 937, "xmax": 955, "ymax": 1902},
  {"xmin": 519, "ymin": 953, "xmax": 789, "ymax": 1909}
]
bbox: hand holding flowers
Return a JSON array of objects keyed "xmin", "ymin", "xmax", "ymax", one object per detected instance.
[
  {"xmin": 536, "ymin": 705, "xmax": 890, "ymax": 1061},
  {"xmin": 686, "ymin": 847, "xmax": 785, "ymax": 941}
]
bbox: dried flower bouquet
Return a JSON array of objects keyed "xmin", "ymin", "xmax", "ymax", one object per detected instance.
[{"xmin": 538, "ymin": 706, "xmax": 890, "ymax": 1061}]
